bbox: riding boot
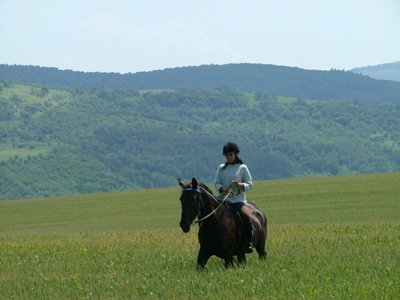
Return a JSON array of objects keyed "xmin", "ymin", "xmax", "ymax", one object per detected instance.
[
  {"xmin": 234, "ymin": 202, "xmax": 254, "ymax": 253},
  {"xmin": 244, "ymin": 221, "xmax": 254, "ymax": 253}
]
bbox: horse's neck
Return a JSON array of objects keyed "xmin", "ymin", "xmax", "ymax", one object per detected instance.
[{"xmin": 199, "ymin": 188, "xmax": 220, "ymax": 214}]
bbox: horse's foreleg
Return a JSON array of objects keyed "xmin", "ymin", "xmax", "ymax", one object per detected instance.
[
  {"xmin": 224, "ymin": 256, "xmax": 234, "ymax": 268},
  {"xmin": 237, "ymin": 253, "xmax": 246, "ymax": 264},
  {"xmin": 197, "ymin": 248, "xmax": 211, "ymax": 269}
]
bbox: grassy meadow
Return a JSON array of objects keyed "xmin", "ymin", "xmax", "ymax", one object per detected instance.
[{"xmin": 1, "ymin": 173, "xmax": 399, "ymax": 299}]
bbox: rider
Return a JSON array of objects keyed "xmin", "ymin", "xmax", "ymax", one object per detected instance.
[{"xmin": 214, "ymin": 142, "xmax": 254, "ymax": 253}]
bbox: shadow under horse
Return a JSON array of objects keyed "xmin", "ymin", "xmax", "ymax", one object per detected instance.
[{"xmin": 179, "ymin": 178, "xmax": 267, "ymax": 268}]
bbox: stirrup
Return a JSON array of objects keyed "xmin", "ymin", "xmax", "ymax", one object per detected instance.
[{"xmin": 245, "ymin": 243, "xmax": 254, "ymax": 253}]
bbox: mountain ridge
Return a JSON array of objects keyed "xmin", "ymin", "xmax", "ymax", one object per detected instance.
[
  {"xmin": 351, "ymin": 61, "xmax": 400, "ymax": 82},
  {"xmin": 1, "ymin": 63, "xmax": 400, "ymax": 105}
]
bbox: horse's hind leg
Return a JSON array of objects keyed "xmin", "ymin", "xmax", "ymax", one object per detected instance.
[
  {"xmin": 258, "ymin": 247, "xmax": 267, "ymax": 260},
  {"xmin": 197, "ymin": 248, "xmax": 211, "ymax": 269},
  {"xmin": 256, "ymin": 229, "xmax": 267, "ymax": 260}
]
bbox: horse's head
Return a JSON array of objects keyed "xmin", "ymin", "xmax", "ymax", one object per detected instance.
[{"xmin": 178, "ymin": 178, "xmax": 202, "ymax": 233}]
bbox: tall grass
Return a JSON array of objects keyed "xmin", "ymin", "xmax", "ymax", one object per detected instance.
[{"xmin": 1, "ymin": 173, "xmax": 399, "ymax": 299}]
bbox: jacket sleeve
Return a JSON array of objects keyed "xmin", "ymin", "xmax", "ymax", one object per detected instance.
[
  {"xmin": 214, "ymin": 165, "xmax": 224, "ymax": 192},
  {"xmin": 241, "ymin": 165, "xmax": 253, "ymax": 192}
]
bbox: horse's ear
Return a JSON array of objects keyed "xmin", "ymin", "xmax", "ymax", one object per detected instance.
[
  {"xmin": 191, "ymin": 178, "xmax": 198, "ymax": 189},
  {"xmin": 178, "ymin": 178, "xmax": 185, "ymax": 188}
]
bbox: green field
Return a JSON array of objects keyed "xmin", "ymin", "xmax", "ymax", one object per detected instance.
[{"xmin": 1, "ymin": 173, "xmax": 399, "ymax": 299}]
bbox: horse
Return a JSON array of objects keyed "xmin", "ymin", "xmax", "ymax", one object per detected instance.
[{"xmin": 178, "ymin": 177, "xmax": 267, "ymax": 268}]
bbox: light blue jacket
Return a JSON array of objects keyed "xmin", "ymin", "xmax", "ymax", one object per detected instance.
[{"xmin": 214, "ymin": 163, "xmax": 253, "ymax": 203}]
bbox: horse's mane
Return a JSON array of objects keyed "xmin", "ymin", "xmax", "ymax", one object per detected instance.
[{"xmin": 198, "ymin": 183, "xmax": 214, "ymax": 196}]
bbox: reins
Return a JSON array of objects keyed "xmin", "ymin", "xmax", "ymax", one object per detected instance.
[{"xmin": 194, "ymin": 186, "xmax": 232, "ymax": 224}]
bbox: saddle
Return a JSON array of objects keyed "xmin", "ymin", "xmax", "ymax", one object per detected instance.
[
  {"xmin": 222, "ymin": 201, "xmax": 264, "ymax": 253},
  {"xmin": 224, "ymin": 202, "xmax": 244, "ymax": 228},
  {"xmin": 220, "ymin": 202, "xmax": 244, "ymax": 240},
  {"xmin": 223, "ymin": 201, "xmax": 263, "ymax": 232}
]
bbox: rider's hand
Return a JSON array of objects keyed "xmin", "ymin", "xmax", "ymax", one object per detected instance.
[
  {"xmin": 232, "ymin": 180, "xmax": 243, "ymax": 189},
  {"xmin": 220, "ymin": 186, "xmax": 232, "ymax": 194}
]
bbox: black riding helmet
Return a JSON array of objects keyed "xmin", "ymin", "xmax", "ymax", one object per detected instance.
[{"xmin": 222, "ymin": 142, "xmax": 240, "ymax": 155}]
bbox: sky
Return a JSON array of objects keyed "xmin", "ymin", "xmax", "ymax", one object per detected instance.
[{"xmin": 1, "ymin": 0, "xmax": 399, "ymax": 74}]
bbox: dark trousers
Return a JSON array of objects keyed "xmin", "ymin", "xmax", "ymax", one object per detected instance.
[{"xmin": 231, "ymin": 202, "xmax": 253, "ymax": 243}]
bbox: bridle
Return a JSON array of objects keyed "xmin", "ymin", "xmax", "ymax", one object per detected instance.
[
  {"xmin": 181, "ymin": 187, "xmax": 203, "ymax": 217},
  {"xmin": 181, "ymin": 186, "xmax": 231, "ymax": 224}
]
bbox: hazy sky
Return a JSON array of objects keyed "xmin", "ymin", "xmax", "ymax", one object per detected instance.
[{"xmin": 1, "ymin": 0, "xmax": 399, "ymax": 74}]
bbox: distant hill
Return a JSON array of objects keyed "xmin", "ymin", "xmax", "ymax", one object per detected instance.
[
  {"xmin": 1, "ymin": 63, "xmax": 400, "ymax": 105},
  {"xmin": 351, "ymin": 61, "xmax": 400, "ymax": 82}
]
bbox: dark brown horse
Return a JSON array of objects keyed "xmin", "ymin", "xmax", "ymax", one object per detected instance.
[{"xmin": 179, "ymin": 178, "xmax": 267, "ymax": 268}]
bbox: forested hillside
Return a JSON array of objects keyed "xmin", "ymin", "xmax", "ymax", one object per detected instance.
[
  {"xmin": 1, "ymin": 63, "xmax": 400, "ymax": 105},
  {"xmin": 1, "ymin": 80, "xmax": 400, "ymax": 200}
]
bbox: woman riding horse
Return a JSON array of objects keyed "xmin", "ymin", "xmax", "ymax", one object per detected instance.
[
  {"xmin": 215, "ymin": 142, "xmax": 254, "ymax": 253},
  {"xmin": 179, "ymin": 177, "xmax": 267, "ymax": 268}
]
